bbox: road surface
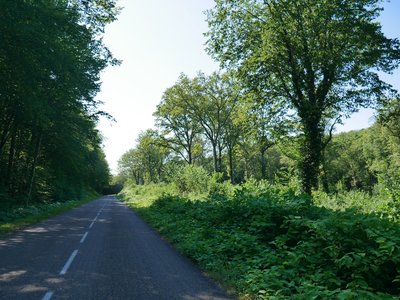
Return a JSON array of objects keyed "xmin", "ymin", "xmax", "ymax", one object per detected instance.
[{"xmin": 0, "ymin": 195, "xmax": 233, "ymax": 299}]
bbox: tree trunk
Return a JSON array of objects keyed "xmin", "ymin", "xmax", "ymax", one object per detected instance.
[
  {"xmin": 228, "ymin": 146, "xmax": 234, "ymax": 183},
  {"xmin": 187, "ymin": 143, "xmax": 193, "ymax": 165},
  {"xmin": 27, "ymin": 131, "xmax": 42, "ymax": 205},
  {"xmin": 212, "ymin": 142, "xmax": 218, "ymax": 172},
  {"xmin": 5, "ymin": 128, "xmax": 17, "ymax": 188},
  {"xmin": 217, "ymin": 143, "xmax": 223, "ymax": 174},
  {"xmin": 0, "ymin": 116, "xmax": 13, "ymax": 156},
  {"xmin": 320, "ymin": 156, "xmax": 330, "ymax": 193},
  {"xmin": 301, "ymin": 120, "xmax": 323, "ymax": 196},
  {"xmin": 260, "ymin": 148, "xmax": 267, "ymax": 180}
]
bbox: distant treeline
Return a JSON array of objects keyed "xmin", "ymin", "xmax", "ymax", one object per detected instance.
[
  {"xmin": 118, "ymin": 121, "xmax": 400, "ymax": 198},
  {"xmin": 0, "ymin": 0, "xmax": 119, "ymax": 208}
]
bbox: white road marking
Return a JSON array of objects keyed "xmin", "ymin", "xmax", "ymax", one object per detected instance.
[
  {"xmin": 80, "ymin": 232, "xmax": 88, "ymax": 243},
  {"xmin": 42, "ymin": 291, "xmax": 54, "ymax": 300},
  {"xmin": 88, "ymin": 203, "xmax": 106, "ymax": 229},
  {"xmin": 60, "ymin": 250, "xmax": 78, "ymax": 275}
]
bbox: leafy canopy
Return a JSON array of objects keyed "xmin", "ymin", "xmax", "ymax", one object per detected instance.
[{"xmin": 206, "ymin": 0, "xmax": 400, "ymax": 193}]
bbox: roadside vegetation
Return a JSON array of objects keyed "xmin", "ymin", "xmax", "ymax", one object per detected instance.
[
  {"xmin": 0, "ymin": 193, "xmax": 98, "ymax": 237},
  {"xmin": 117, "ymin": 0, "xmax": 400, "ymax": 298},
  {"xmin": 118, "ymin": 121, "xmax": 400, "ymax": 300},
  {"xmin": 120, "ymin": 175, "xmax": 400, "ymax": 299}
]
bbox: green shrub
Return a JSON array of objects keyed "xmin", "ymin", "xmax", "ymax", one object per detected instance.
[
  {"xmin": 117, "ymin": 180, "xmax": 177, "ymax": 207},
  {"xmin": 208, "ymin": 172, "xmax": 237, "ymax": 200},
  {"xmin": 171, "ymin": 165, "xmax": 210, "ymax": 195},
  {"xmin": 127, "ymin": 183, "xmax": 400, "ymax": 299},
  {"xmin": 0, "ymin": 194, "xmax": 97, "ymax": 236}
]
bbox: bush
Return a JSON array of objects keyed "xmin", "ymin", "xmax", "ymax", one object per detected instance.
[
  {"xmin": 0, "ymin": 194, "xmax": 97, "ymax": 236},
  {"xmin": 313, "ymin": 190, "xmax": 392, "ymax": 213},
  {"xmin": 171, "ymin": 165, "xmax": 210, "ymax": 195},
  {"xmin": 127, "ymin": 183, "xmax": 400, "ymax": 299},
  {"xmin": 117, "ymin": 180, "xmax": 177, "ymax": 207}
]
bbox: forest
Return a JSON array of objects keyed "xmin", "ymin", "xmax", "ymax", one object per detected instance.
[
  {"xmin": 0, "ymin": 0, "xmax": 119, "ymax": 211},
  {"xmin": 116, "ymin": 0, "xmax": 400, "ymax": 298}
]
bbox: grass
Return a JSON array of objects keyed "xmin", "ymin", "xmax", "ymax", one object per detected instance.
[
  {"xmin": 0, "ymin": 193, "xmax": 99, "ymax": 237},
  {"xmin": 119, "ymin": 181, "xmax": 400, "ymax": 299},
  {"xmin": 118, "ymin": 181, "xmax": 178, "ymax": 207}
]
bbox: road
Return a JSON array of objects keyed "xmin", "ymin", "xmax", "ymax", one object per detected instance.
[{"xmin": 0, "ymin": 196, "xmax": 233, "ymax": 299}]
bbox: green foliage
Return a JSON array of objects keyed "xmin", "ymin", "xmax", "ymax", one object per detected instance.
[
  {"xmin": 117, "ymin": 1, "xmax": 400, "ymax": 203},
  {"xmin": 206, "ymin": 0, "xmax": 400, "ymax": 194},
  {"xmin": 322, "ymin": 125, "xmax": 400, "ymax": 203},
  {"xmin": 0, "ymin": 193, "xmax": 97, "ymax": 236},
  {"xmin": 115, "ymin": 1, "xmax": 400, "ymax": 295},
  {"xmin": 208, "ymin": 172, "xmax": 234, "ymax": 199},
  {"xmin": 118, "ymin": 180, "xmax": 176, "ymax": 207},
  {"xmin": 313, "ymin": 190, "xmax": 391, "ymax": 215},
  {"xmin": 117, "ymin": 130, "xmax": 169, "ymax": 185},
  {"xmin": 378, "ymin": 97, "xmax": 400, "ymax": 140},
  {"xmin": 154, "ymin": 73, "xmax": 202, "ymax": 165},
  {"xmin": 123, "ymin": 182, "xmax": 400, "ymax": 299},
  {"xmin": 171, "ymin": 164, "xmax": 209, "ymax": 195},
  {"xmin": 0, "ymin": 0, "xmax": 115, "ymax": 206}
]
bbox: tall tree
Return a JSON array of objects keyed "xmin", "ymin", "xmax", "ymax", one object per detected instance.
[
  {"xmin": 0, "ymin": 0, "xmax": 117, "ymax": 204},
  {"xmin": 378, "ymin": 97, "xmax": 400, "ymax": 139},
  {"xmin": 185, "ymin": 72, "xmax": 241, "ymax": 173},
  {"xmin": 154, "ymin": 74, "xmax": 201, "ymax": 165},
  {"xmin": 118, "ymin": 148, "xmax": 146, "ymax": 185},
  {"xmin": 135, "ymin": 130, "xmax": 169, "ymax": 184},
  {"xmin": 206, "ymin": 0, "xmax": 400, "ymax": 195}
]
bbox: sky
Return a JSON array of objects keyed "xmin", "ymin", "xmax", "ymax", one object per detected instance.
[{"xmin": 96, "ymin": 0, "xmax": 400, "ymax": 173}]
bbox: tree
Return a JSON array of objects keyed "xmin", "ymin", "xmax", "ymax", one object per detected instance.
[
  {"xmin": 222, "ymin": 108, "xmax": 244, "ymax": 183},
  {"xmin": 71, "ymin": 0, "xmax": 120, "ymax": 35},
  {"xmin": 154, "ymin": 74, "xmax": 201, "ymax": 165},
  {"xmin": 206, "ymin": 0, "xmax": 400, "ymax": 194},
  {"xmin": 0, "ymin": 0, "xmax": 117, "ymax": 205},
  {"xmin": 134, "ymin": 130, "xmax": 169, "ymax": 184},
  {"xmin": 322, "ymin": 129, "xmax": 375, "ymax": 192},
  {"xmin": 245, "ymin": 90, "xmax": 294, "ymax": 180},
  {"xmin": 378, "ymin": 97, "xmax": 400, "ymax": 139},
  {"xmin": 376, "ymin": 99, "xmax": 400, "ymax": 199},
  {"xmin": 118, "ymin": 149, "xmax": 146, "ymax": 185},
  {"xmin": 185, "ymin": 72, "xmax": 241, "ymax": 173}
]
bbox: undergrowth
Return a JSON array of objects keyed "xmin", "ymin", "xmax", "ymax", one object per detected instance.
[
  {"xmin": 121, "ymin": 181, "xmax": 400, "ymax": 299},
  {"xmin": 118, "ymin": 181, "xmax": 178, "ymax": 207},
  {"xmin": 0, "ymin": 193, "xmax": 98, "ymax": 236}
]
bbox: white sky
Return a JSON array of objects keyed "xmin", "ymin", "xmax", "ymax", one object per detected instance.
[{"xmin": 97, "ymin": 0, "xmax": 400, "ymax": 173}]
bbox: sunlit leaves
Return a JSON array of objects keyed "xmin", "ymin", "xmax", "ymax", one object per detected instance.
[{"xmin": 206, "ymin": 0, "xmax": 400, "ymax": 193}]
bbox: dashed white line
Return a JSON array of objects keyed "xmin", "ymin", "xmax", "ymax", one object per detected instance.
[
  {"xmin": 41, "ymin": 202, "xmax": 108, "ymax": 299},
  {"xmin": 42, "ymin": 291, "xmax": 54, "ymax": 300},
  {"xmin": 60, "ymin": 250, "xmax": 78, "ymax": 275},
  {"xmin": 87, "ymin": 203, "xmax": 106, "ymax": 229},
  {"xmin": 80, "ymin": 232, "xmax": 88, "ymax": 243}
]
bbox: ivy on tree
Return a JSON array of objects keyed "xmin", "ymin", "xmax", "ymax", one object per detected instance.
[{"xmin": 206, "ymin": 0, "xmax": 400, "ymax": 195}]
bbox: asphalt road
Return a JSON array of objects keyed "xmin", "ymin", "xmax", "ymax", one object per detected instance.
[{"xmin": 0, "ymin": 196, "xmax": 234, "ymax": 300}]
